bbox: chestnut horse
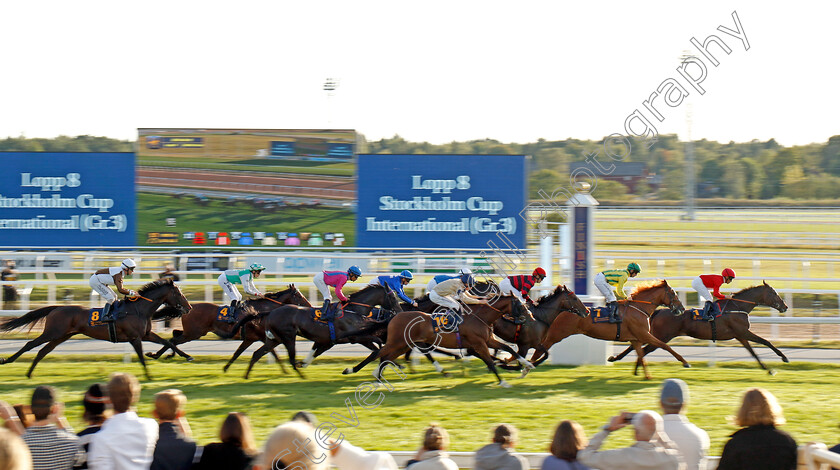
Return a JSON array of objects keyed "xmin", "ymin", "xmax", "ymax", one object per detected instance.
[
  {"xmin": 0, "ymin": 278, "xmax": 191, "ymax": 380},
  {"xmin": 528, "ymin": 280, "xmax": 688, "ymax": 380},
  {"xmin": 608, "ymin": 282, "xmax": 789, "ymax": 375}
]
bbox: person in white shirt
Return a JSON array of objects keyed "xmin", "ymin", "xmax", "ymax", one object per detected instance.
[
  {"xmin": 578, "ymin": 410, "xmax": 685, "ymax": 470},
  {"xmin": 89, "ymin": 259, "xmax": 137, "ymax": 322},
  {"xmin": 659, "ymin": 379, "xmax": 710, "ymax": 470},
  {"xmin": 88, "ymin": 373, "xmax": 158, "ymax": 470}
]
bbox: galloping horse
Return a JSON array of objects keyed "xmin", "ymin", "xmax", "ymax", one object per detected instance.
[
  {"xmin": 0, "ymin": 278, "xmax": 192, "ymax": 380},
  {"xmin": 360, "ymin": 295, "xmax": 534, "ymax": 387},
  {"xmin": 492, "ymin": 285, "xmax": 588, "ymax": 365},
  {"xmin": 608, "ymin": 282, "xmax": 790, "ymax": 374},
  {"xmin": 227, "ymin": 284, "xmax": 404, "ymax": 379},
  {"xmin": 528, "ymin": 280, "xmax": 689, "ymax": 380},
  {"xmin": 146, "ymin": 285, "xmax": 311, "ymax": 366}
]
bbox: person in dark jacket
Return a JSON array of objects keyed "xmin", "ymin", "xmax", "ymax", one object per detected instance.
[
  {"xmin": 717, "ymin": 388, "xmax": 797, "ymax": 470},
  {"xmin": 192, "ymin": 412, "xmax": 256, "ymax": 470},
  {"xmin": 74, "ymin": 383, "xmax": 110, "ymax": 470},
  {"xmin": 151, "ymin": 389, "xmax": 196, "ymax": 470}
]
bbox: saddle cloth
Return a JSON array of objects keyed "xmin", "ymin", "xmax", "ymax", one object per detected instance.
[
  {"xmin": 590, "ymin": 306, "xmax": 619, "ymax": 324},
  {"xmin": 217, "ymin": 305, "xmax": 236, "ymax": 323},
  {"xmin": 88, "ymin": 303, "xmax": 128, "ymax": 327},
  {"xmin": 430, "ymin": 311, "xmax": 463, "ymax": 333},
  {"xmin": 690, "ymin": 307, "xmax": 723, "ymax": 321}
]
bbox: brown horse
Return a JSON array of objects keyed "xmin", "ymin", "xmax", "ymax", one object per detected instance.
[
  {"xmin": 608, "ymin": 282, "xmax": 790, "ymax": 375},
  {"xmin": 492, "ymin": 285, "xmax": 589, "ymax": 367},
  {"xmin": 0, "ymin": 278, "xmax": 192, "ymax": 380},
  {"xmin": 146, "ymin": 285, "xmax": 311, "ymax": 367},
  {"xmin": 528, "ymin": 280, "xmax": 688, "ymax": 380},
  {"xmin": 362, "ymin": 295, "xmax": 533, "ymax": 387}
]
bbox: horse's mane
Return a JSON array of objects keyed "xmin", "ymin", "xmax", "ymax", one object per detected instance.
[
  {"xmin": 534, "ymin": 285, "xmax": 570, "ymax": 304},
  {"xmin": 629, "ymin": 280, "xmax": 668, "ymax": 296},
  {"xmin": 733, "ymin": 284, "xmax": 766, "ymax": 296},
  {"xmin": 138, "ymin": 277, "xmax": 175, "ymax": 295},
  {"xmin": 264, "ymin": 284, "xmax": 297, "ymax": 299},
  {"xmin": 351, "ymin": 284, "xmax": 384, "ymax": 297}
]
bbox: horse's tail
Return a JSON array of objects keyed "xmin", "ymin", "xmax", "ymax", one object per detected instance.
[
  {"xmin": 0, "ymin": 305, "xmax": 60, "ymax": 332},
  {"xmin": 218, "ymin": 312, "xmax": 257, "ymax": 339}
]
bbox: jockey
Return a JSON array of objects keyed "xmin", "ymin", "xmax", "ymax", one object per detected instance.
[
  {"xmin": 314, "ymin": 265, "xmax": 361, "ymax": 321},
  {"xmin": 499, "ymin": 267, "xmax": 546, "ymax": 306},
  {"xmin": 426, "ymin": 268, "xmax": 472, "ymax": 293},
  {"xmin": 370, "ymin": 270, "xmax": 419, "ymax": 308},
  {"xmin": 429, "ymin": 272, "xmax": 488, "ymax": 320},
  {"xmin": 693, "ymin": 268, "xmax": 735, "ymax": 321},
  {"xmin": 594, "ymin": 262, "xmax": 641, "ymax": 323},
  {"xmin": 218, "ymin": 263, "xmax": 265, "ymax": 317},
  {"xmin": 89, "ymin": 258, "xmax": 137, "ymax": 322}
]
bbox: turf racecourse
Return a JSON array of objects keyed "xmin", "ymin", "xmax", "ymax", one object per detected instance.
[{"xmin": 1, "ymin": 356, "xmax": 839, "ymax": 456}]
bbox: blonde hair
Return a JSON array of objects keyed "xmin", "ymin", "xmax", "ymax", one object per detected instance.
[
  {"xmin": 549, "ymin": 420, "xmax": 587, "ymax": 462},
  {"xmin": 0, "ymin": 427, "xmax": 33, "ymax": 470},
  {"xmin": 735, "ymin": 388, "xmax": 785, "ymax": 427},
  {"xmin": 423, "ymin": 423, "xmax": 450, "ymax": 451},
  {"xmin": 154, "ymin": 389, "xmax": 186, "ymax": 421},
  {"xmin": 262, "ymin": 421, "xmax": 329, "ymax": 470}
]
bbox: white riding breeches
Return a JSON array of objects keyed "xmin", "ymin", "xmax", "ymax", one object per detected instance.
[
  {"xmin": 692, "ymin": 276, "xmax": 715, "ymax": 304},
  {"xmin": 89, "ymin": 275, "xmax": 117, "ymax": 304},
  {"xmin": 594, "ymin": 272, "xmax": 616, "ymax": 303},
  {"xmin": 217, "ymin": 273, "xmax": 242, "ymax": 303},
  {"xmin": 429, "ymin": 291, "xmax": 459, "ymax": 311},
  {"xmin": 313, "ymin": 272, "xmax": 332, "ymax": 302},
  {"xmin": 498, "ymin": 278, "xmax": 525, "ymax": 303}
]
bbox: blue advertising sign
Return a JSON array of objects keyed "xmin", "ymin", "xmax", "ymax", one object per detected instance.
[
  {"xmin": 0, "ymin": 152, "xmax": 136, "ymax": 247},
  {"xmin": 271, "ymin": 141, "xmax": 296, "ymax": 156},
  {"xmin": 357, "ymin": 154, "xmax": 526, "ymax": 249}
]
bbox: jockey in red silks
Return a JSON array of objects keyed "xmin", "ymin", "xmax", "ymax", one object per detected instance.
[
  {"xmin": 692, "ymin": 268, "xmax": 735, "ymax": 321},
  {"xmin": 499, "ymin": 267, "xmax": 547, "ymax": 307}
]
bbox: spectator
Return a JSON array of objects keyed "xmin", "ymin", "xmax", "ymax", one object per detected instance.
[
  {"xmin": 75, "ymin": 383, "xmax": 110, "ymax": 470},
  {"xmin": 291, "ymin": 411, "xmax": 318, "ymax": 426},
  {"xmin": 474, "ymin": 423, "xmax": 529, "ymax": 470},
  {"xmin": 159, "ymin": 264, "xmax": 180, "ymax": 282},
  {"xmin": 0, "ymin": 401, "xmax": 25, "ymax": 436},
  {"xmin": 578, "ymin": 410, "xmax": 684, "ymax": 470},
  {"xmin": 12, "ymin": 405, "xmax": 34, "ymax": 429},
  {"xmin": 542, "ymin": 420, "xmax": 590, "ymax": 470},
  {"xmin": 659, "ymin": 379, "xmax": 710, "ymax": 470},
  {"xmin": 1, "ymin": 260, "xmax": 18, "ymax": 302},
  {"xmin": 717, "ymin": 388, "xmax": 797, "ymax": 470},
  {"xmin": 88, "ymin": 373, "xmax": 158, "ymax": 470},
  {"xmin": 405, "ymin": 423, "xmax": 458, "ymax": 470},
  {"xmin": 260, "ymin": 420, "xmax": 327, "ymax": 470},
  {"xmin": 0, "ymin": 427, "xmax": 32, "ymax": 470},
  {"xmin": 21, "ymin": 386, "xmax": 83, "ymax": 470},
  {"xmin": 151, "ymin": 389, "xmax": 196, "ymax": 470},
  {"xmin": 192, "ymin": 412, "xmax": 256, "ymax": 470}
]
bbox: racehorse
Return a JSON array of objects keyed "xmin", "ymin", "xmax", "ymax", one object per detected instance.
[
  {"xmin": 146, "ymin": 285, "xmax": 311, "ymax": 367},
  {"xmin": 360, "ymin": 295, "xmax": 534, "ymax": 387},
  {"xmin": 492, "ymin": 285, "xmax": 589, "ymax": 366},
  {"xmin": 528, "ymin": 280, "xmax": 689, "ymax": 380},
  {"xmin": 0, "ymin": 278, "xmax": 191, "ymax": 380},
  {"xmin": 607, "ymin": 282, "xmax": 790, "ymax": 375},
  {"xmin": 227, "ymin": 284, "xmax": 404, "ymax": 379}
]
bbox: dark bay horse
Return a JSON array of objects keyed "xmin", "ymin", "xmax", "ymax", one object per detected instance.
[
  {"xmin": 528, "ymin": 280, "xmax": 689, "ymax": 380},
  {"xmin": 228, "ymin": 284, "xmax": 404, "ymax": 378},
  {"xmin": 362, "ymin": 295, "xmax": 534, "ymax": 387},
  {"xmin": 608, "ymin": 282, "xmax": 790, "ymax": 374},
  {"xmin": 0, "ymin": 278, "xmax": 192, "ymax": 379},
  {"xmin": 492, "ymin": 285, "xmax": 588, "ymax": 367},
  {"xmin": 146, "ymin": 285, "xmax": 311, "ymax": 366}
]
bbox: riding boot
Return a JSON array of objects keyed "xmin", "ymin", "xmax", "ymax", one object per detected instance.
[
  {"xmin": 608, "ymin": 301, "xmax": 621, "ymax": 323},
  {"xmin": 702, "ymin": 301, "xmax": 715, "ymax": 321},
  {"xmin": 229, "ymin": 299, "xmax": 239, "ymax": 319},
  {"xmin": 321, "ymin": 300, "xmax": 332, "ymax": 321},
  {"xmin": 709, "ymin": 301, "xmax": 721, "ymax": 321},
  {"xmin": 102, "ymin": 302, "xmax": 115, "ymax": 322}
]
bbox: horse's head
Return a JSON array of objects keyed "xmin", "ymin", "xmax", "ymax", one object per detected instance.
[
  {"xmin": 493, "ymin": 294, "xmax": 532, "ymax": 324},
  {"xmin": 382, "ymin": 286, "xmax": 403, "ymax": 313},
  {"xmin": 761, "ymin": 281, "xmax": 787, "ymax": 313},
  {"xmin": 634, "ymin": 280, "xmax": 683, "ymax": 314},
  {"xmin": 287, "ymin": 284, "xmax": 312, "ymax": 308},
  {"xmin": 140, "ymin": 278, "xmax": 191, "ymax": 314},
  {"xmin": 662, "ymin": 280, "xmax": 684, "ymax": 314},
  {"xmin": 560, "ymin": 286, "xmax": 588, "ymax": 318},
  {"xmin": 167, "ymin": 283, "xmax": 192, "ymax": 314}
]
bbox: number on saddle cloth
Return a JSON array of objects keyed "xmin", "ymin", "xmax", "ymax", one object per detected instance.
[
  {"xmin": 217, "ymin": 305, "xmax": 236, "ymax": 323},
  {"xmin": 591, "ymin": 306, "xmax": 614, "ymax": 324},
  {"xmin": 431, "ymin": 311, "xmax": 462, "ymax": 333},
  {"xmin": 89, "ymin": 308, "xmax": 106, "ymax": 327}
]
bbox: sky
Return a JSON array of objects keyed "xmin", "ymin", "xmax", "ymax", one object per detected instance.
[{"xmin": 0, "ymin": 1, "xmax": 837, "ymax": 147}]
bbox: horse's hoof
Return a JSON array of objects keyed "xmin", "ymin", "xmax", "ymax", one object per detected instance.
[
  {"xmin": 145, "ymin": 353, "xmax": 157, "ymax": 359},
  {"xmin": 607, "ymin": 356, "xmax": 617, "ymax": 362},
  {"xmin": 294, "ymin": 361, "xmax": 304, "ymax": 368},
  {"xmin": 0, "ymin": 357, "xmax": 5, "ymax": 365},
  {"xmin": 222, "ymin": 367, "xmax": 229, "ymax": 373},
  {"xmin": 185, "ymin": 356, "xmax": 194, "ymax": 362},
  {"xmin": 782, "ymin": 357, "xmax": 790, "ymax": 363},
  {"xmin": 769, "ymin": 369, "xmax": 777, "ymax": 376},
  {"xmin": 683, "ymin": 363, "xmax": 691, "ymax": 368},
  {"xmin": 644, "ymin": 375, "xmax": 653, "ymax": 380},
  {"xmin": 443, "ymin": 372, "xmax": 452, "ymax": 378},
  {"xmin": 499, "ymin": 380, "xmax": 512, "ymax": 388},
  {"xmin": 520, "ymin": 360, "xmax": 535, "ymax": 370},
  {"xmin": 342, "ymin": 368, "xmax": 353, "ymax": 375},
  {"xmin": 519, "ymin": 370, "xmax": 530, "ymax": 379}
]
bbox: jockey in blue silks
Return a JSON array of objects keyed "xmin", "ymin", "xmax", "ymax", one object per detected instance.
[{"xmin": 369, "ymin": 270, "xmax": 419, "ymax": 308}]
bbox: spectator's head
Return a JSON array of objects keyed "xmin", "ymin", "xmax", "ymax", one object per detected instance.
[
  {"xmin": 108, "ymin": 372, "xmax": 140, "ymax": 413},
  {"xmin": 291, "ymin": 411, "xmax": 318, "ymax": 426},
  {"xmin": 422, "ymin": 423, "xmax": 450, "ymax": 451},
  {"xmin": 735, "ymin": 387, "xmax": 785, "ymax": 427},
  {"xmin": 660, "ymin": 378, "xmax": 689, "ymax": 415},
  {"xmin": 0, "ymin": 427, "xmax": 32, "ymax": 470},
  {"xmin": 262, "ymin": 421, "xmax": 328, "ymax": 470},
  {"xmin": 220, "ymin": 412, "xmax": 257, "ymax": 455},
  {"xmin": 154, "ymin": 389, "xmax": 186, "ymax": 422},
  {"xmin": 491, "ymin": 423, "xmax": 518, "ymax": 448},
  {"xmin": 30, "ymin": 386, "xmax": 56, "ymax": 421},
  {"xmin": 631, "ymin": 410, "xmax": 664, "ymax": 442},
  {"xmin": 82, "ymin": 383, "xmax": 109, "ymax": 424},
  {"xmin": 549, "ymin": 420, "xmax": 588, "ymax": 462}
]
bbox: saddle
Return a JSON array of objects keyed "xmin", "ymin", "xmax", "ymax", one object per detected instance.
[
  {"xmin": 590, "ymin": 306, "xmax": 620, "ymax": 324},
  {"xmin": 366, "ymin": 307, "xmax": 395, "ymax": 323},
  {"xmin": 89, "ymin": 302, "xmax": 128, "ymax": 327},
  {"xmin": 217, "ymin": 305, "xmax": 237, "ymax": 323},
  {"xmin": 430, "ymin": 311, "xmax": 463, "ymax": 334},
  {"xmin": 312, "ymin": 305, "xmax": 345, "ymax": 323},
  {"xmin": 690, "ymin": 308, "xmax": 723, "ymax": 321}
]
